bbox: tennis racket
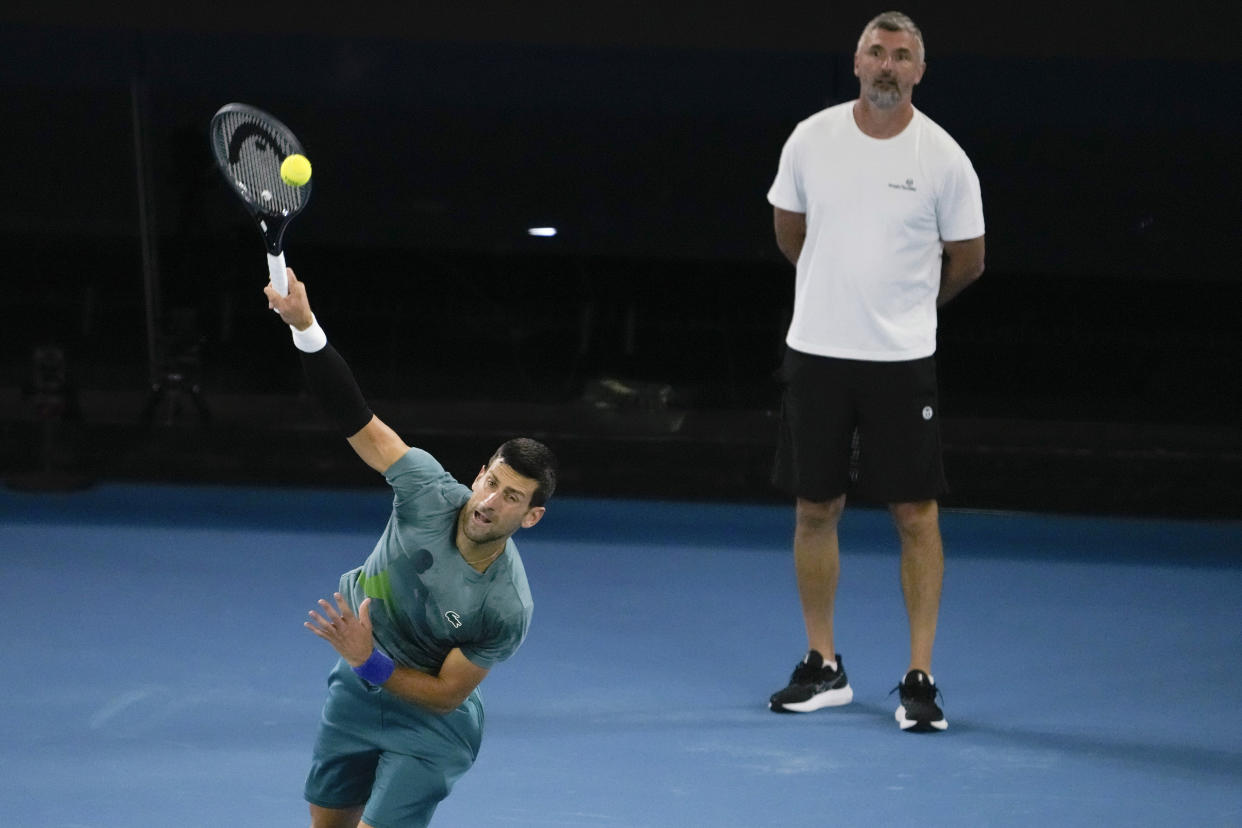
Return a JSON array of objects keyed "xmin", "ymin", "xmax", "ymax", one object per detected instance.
[{"xmin": 209, "ymin": 103, "xmax": 312, "ymax": 296}]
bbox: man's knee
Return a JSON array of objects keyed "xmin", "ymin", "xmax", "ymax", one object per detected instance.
[
  {"xmin": 796, "ymin": 495, "xmax": 846, "ymax": 532},
  {"xmin": 889, "ymin": 499, "xmax": 940, "ymax": 543},
  {"xmin": 309, "ymin": 803, "xmax": 365, "ymax": 828}
]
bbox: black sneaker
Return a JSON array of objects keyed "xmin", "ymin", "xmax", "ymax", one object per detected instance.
[
  {"xmin": 769, "ymin": 650, "xmax": 853, "ymax": 713},
  {"xmin": 892, "ymin": 669, "xmax": 947, "ymax": 732}
]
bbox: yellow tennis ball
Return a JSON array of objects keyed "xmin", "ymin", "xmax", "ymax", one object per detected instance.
[{"xmin": 280, "ymin": 154, "xmax": 312, "ymax": 187}]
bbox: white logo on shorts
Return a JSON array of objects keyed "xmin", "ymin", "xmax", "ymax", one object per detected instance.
[
  {"xmin": 922, "ymin": 406, "xmax": 934, "ymax": 421},
  {"xmin": 445, "ymin": 611, "xmax": 463, "ymax": 628}
]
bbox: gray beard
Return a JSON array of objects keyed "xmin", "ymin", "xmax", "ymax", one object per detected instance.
[{"xmin": 866, "ymin": 85, "xmax": 901, "ymax": 110}]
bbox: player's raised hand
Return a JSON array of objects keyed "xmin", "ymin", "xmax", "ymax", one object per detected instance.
[
  {"xmin": 305, "ymin": 593, "xmax": 375, "ymax": 667},
  {"xmin": 265, "ymin": 267, "xmax": 314, "ymax": 330}
]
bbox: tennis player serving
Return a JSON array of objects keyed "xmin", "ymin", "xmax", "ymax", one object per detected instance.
[{"xmin": 265, "ymin": 268, "xmax": 557, "ymax": 827}]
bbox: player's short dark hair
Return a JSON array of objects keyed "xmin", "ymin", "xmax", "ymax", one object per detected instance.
[{"xmin": 490, "ymin": 437, "xmax": 558, "ymax": 507}]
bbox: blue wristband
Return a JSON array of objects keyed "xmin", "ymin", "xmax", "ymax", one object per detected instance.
[{"xmin": 353, "ymin": 649, "xmax": 396, "ymax": 685}]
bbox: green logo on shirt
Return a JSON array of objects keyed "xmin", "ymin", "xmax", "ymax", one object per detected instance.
[{"xmin": 360, "ymin": 569, "xmax": 394, "ymax": 603}]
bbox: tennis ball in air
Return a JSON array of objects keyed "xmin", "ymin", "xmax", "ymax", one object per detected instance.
[{"xmin": 280, "ymin": 154, "xmax": 312, "ymax": 187}]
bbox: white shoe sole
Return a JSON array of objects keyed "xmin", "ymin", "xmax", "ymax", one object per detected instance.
[
  {"xmin": 770, "ymin": 685, "xmax": 854, "ymax": 712},
  {"xmin": 895, "ymin": 705, "xmax": 948, "ymax": 731}
]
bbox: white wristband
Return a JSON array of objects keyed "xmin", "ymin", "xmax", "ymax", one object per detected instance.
[{"xmin": 290, "ymin": 316, "xmax": 328, "ymax": 353}]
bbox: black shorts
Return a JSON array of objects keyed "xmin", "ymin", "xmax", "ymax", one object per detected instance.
[{"xmin": 772, "ymin": 347, "xmax": 947, "ymax": 503}]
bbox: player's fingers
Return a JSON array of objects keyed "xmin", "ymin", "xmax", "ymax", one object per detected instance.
[
  {"xmin": 315, "ymin": 600, "xmax": 342, "ymax": 623},
  {"xmin": 304, "ymin": 620, "xmax": 328, "ymax": 638},
  {"xmin": 358, "ymin": 597, "xmax": 372, "ymax": 625},
  {"xmin": 307, "ymin": 611, "xmax": 334, "ymax": 633},
  {"xmin": 263, "ymin": 284, "xmax": 288, "ymax": 312},
  {"xmin": 288, "ymin": 271, "xmax": 311, "ymax": 303},
  {"xmin": 333, "ymin": 593, "xmax": 354, "ymax": 619}
]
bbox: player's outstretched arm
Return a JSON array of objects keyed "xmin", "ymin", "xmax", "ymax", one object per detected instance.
[
  {"xmin": 265, "ymin": 268, "xmax": 410, "ymax": 473},
  {"xmin": 345, "ymin": 416, "xmax": 409, "ymax": 474}
]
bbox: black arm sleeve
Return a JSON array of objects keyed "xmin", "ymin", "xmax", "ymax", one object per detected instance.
[{"xmin": 298, "ymin": 343, "xmax": 374, "ymax": 437}]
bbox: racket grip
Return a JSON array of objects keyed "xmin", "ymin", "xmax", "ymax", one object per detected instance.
[{"xmin": 267, "ymin": 252, "xmax": 288, "ymax": 297}]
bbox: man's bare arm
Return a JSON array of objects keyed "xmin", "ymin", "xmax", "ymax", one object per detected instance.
[
  {"xmin": 939, "ymin": 235, "xmax": 986, "ymax": 307},
  {"xmin": 774, "ymin": 207, "xmax": 807, "ymax": 266}
]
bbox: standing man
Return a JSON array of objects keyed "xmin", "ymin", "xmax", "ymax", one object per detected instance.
[
  {"xmin": 765, "ymin": 10, "xmax": 985, "ymax": 732},
  {"xmin": 265, "ymin": 269, "xmax": 558, "ymax": 825}
]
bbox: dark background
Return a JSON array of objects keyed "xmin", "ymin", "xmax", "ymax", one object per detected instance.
[{"xmin": 2, "ymin": 2, "xmax": 1240, "ymax": 517}]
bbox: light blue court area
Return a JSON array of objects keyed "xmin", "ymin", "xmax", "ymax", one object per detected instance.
[{"xmin": 2, "ymin": 484, "xmax": 1240, "ymax": 826}]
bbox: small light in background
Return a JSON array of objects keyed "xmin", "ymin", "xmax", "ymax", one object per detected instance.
[{"xmin": 527, "ymin": 227, "xmax": 558, "ymax": 237}]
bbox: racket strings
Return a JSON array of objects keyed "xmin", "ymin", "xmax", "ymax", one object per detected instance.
[{"xmin": 212, "ymin": 111, "xmax": 308, "ymax": 218}]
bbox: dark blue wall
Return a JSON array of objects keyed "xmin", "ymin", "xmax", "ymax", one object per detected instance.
[
  {"xmin": 0, "ymin": 18, "xmax": 1239, "ymax": 430},
  {"xmin": 2, "ymin": 22, "xmax": 1238, "ymax": 276}
]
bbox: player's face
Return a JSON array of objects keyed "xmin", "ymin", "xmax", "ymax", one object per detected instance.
[
  {"xmin": 461, "ymin": 460, "xmax": 545, "ymax": 544},
  {"xmin": 854, "ymin": 28, "xmax": 925, "ymax": 109}
]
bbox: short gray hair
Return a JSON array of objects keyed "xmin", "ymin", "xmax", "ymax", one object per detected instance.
[{"xmin": 857, "ymin": 10, "xmax": 925, "ymax": 63}]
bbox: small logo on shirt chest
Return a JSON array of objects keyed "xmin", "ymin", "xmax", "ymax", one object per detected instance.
[
  {"xmin": 444, "ymin": 611, "xmax": 463, "ymax": 628},
  {"xmin": 888, "ymin": 178, "xmax": 917, "ymax": 191}
]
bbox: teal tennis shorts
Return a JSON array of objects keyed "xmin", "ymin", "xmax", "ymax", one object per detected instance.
[{"xmin": 304, "ymin": 659, "xmax": 484, "ymax": 828}]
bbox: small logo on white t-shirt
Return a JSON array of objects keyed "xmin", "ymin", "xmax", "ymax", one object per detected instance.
[
  {"xmin": 445, "ymin": 611, "xmax": 463, "ymax": 628},
  {"xmin": 889, "ymin": 178, "xmax": 917, "ymax": 191},
  {"xmin": 922, "ymin": 406, "xmax": 934, "ymax": 420}
]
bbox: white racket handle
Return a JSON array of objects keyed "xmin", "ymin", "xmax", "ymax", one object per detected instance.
[{"xmin": 267, "ymin": 252, "xmax": 288, "ymax": 296}]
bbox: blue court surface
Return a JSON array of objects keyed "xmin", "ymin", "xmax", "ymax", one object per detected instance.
[{"xmin": 2, "ymin": 483, "xmax": 1240, "ymax": 827}]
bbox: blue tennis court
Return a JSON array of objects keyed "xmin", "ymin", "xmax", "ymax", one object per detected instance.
[{"xmin": 2, "ymin": 483, "xmax": 1240, "ymax": 826}]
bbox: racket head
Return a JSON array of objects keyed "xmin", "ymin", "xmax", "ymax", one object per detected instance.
[{"xmin": 209, "ymin": 103, "xmax": 312, "ymax": 255}]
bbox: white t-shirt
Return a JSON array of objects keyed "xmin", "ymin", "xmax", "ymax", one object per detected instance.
[{"xmin": 768, "ymin": 102, "xmax": 984, "ymax": 360}]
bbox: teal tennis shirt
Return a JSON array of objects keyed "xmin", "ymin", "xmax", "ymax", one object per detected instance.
[{"xmin": 339, "ymin": 448, "xmax": 534, "ymax": 674}]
